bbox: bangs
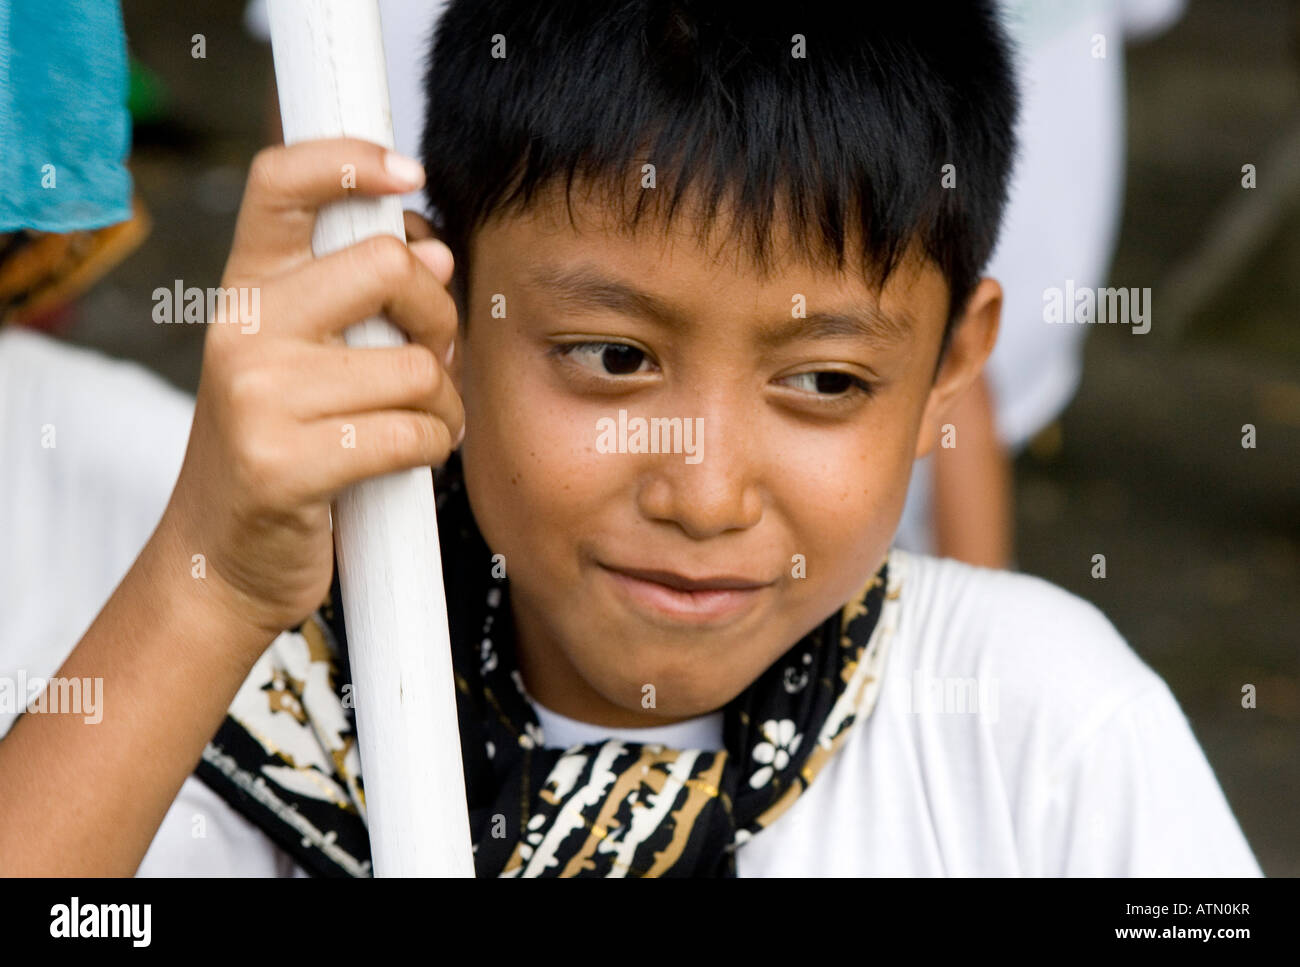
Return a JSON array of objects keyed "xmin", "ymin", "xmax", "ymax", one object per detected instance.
[{"xmin": 421, "ymin": 1, "xmax": 1017, "ymax": 322}]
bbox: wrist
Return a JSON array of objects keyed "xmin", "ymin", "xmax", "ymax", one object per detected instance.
[{"xmin": 141, "ymin": 506, "xmax": 281, "ymax": 675}]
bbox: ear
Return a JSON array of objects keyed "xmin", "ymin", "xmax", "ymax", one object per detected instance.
[{"xmin": 914, "ymin": 277, "xmax": 1001, "ymax": 460}]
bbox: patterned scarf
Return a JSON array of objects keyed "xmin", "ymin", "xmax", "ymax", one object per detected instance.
[{"xmin": 196, "ymin": 453, "xmax": 901, "ymax": 877}]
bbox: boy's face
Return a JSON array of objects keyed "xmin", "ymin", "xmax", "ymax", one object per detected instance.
[{"xmin": 454, "ymin": 184, "xmax": 998, "ymax": 727}]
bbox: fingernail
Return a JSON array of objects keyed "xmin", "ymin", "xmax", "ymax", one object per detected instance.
[
  {"xmin": 443, "ymin": 339, "xmax": 456, "ymax": 369},
  {"xmin": 454, "ymin": 423, "xmax": 466, "ymax": 448},
  {"xmin": 384, "ymin": 150, "xmax": 425, "ymax": 188}
]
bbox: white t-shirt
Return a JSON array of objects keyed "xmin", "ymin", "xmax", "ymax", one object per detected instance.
[
  {"xmin": 0, "ymin": 327, "xmax": 193, "ymax": 739},
  {"xmin": 134, "ymin": 550, "xmax": 1260, "ymax": 877}
]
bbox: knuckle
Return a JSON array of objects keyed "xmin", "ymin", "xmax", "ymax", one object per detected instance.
[
  {"xmin": 232, "ymin": 428, "xmax": 283, "ymax": 499},
  {"xmin": 226, "ymin": 363, "xmax": 274, "ymax": 413},
  {"xmin": 383, "ymin": 414, "xmax": 426, "ymax": 459},
  {"xmin": 398, "ymin": 345, "xmax": 441, "ymax": 393},
  {"xmin": 387, "ymin": 414, "xmax": 446, "ymax": 465}
]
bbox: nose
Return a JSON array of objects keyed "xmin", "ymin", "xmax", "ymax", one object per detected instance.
[{"xmin": 634, "ymin": 404, "xmax": 764, "ymax": 540}]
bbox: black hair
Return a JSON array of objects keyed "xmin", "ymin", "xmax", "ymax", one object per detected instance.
[{"xmin": 420, "ymin": 0, "xmax": 1018, "ymax": 342}]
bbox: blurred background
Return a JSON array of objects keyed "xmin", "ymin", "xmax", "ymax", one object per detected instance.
[{"xmin": 11, "ymin": 0, "xmax": 1299, "ymax": 872}]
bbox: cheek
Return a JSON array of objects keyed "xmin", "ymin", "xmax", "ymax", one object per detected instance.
[
  {"xmin": 773, "ymin": 410, "xmax": 914, "ymax": 594},
  {"xmin": 460, "ymin": 333, "xmax": 621, "ymax": 571}
]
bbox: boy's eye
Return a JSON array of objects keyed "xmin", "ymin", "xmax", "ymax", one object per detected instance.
[
  {"xmin": 778, "ymin": 370, "xmax": 874, "ymax": 398},
  {"xmin": 556, "ymin": 341, "xmax": 654, "ymax": 376}
]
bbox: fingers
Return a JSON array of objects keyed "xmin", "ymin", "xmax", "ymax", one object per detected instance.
[
  {"xmin": 405, "ymin": 210, "xmax": 455, "ymax": 285},
  {"xmin": 292, "ymin": 410, "xmax": 460, "ymax": 501},
  {"xmin": 253, "ymin": 235, "xmax": 457, "ymax": 355},
  {"xmin": 210, "ymin": 141, "xmax": 466, "ymax": 503},
  {"xmin": 410, "ymin": 238, "xmax": 455, "ymax": 287},
  {"xmin": 209, "ymin": 337, "xmax": 464, "ymax": 505},
  {"xmin": 282, "ymin": 343, "xmax": 465, "ymax": 436},
  {"xmin": 226, "ymin": 138, "xmax": 425, "ymax": 281}
]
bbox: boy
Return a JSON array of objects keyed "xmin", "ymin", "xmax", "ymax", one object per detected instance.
[{"xmin": 0, "ymin": 0, "xmax": 1260, "ymax": 876}]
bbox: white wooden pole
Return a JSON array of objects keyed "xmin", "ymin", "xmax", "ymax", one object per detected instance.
[{"xmin": 267, "ymin": 0, "xmax": 474, "ymax": 877}]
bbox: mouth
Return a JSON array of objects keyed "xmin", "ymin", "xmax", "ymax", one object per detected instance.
[{"xmin": 597, "ymin": 562, "xmax": 774, "ymax": 626}]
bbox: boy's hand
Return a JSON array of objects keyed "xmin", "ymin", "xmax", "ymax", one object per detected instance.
[{"xmin": 162, "ymin": 138, "xmax": 463, "ymax": 646}]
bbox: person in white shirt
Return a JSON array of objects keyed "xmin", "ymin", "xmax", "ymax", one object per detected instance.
[
  {"xmin": 1, "ymin": 0, "xmax": 1258, "ymax": 877},
  {"xmin": 133, "ymin": 547, "xmax": 1259, "ymax": 876}
]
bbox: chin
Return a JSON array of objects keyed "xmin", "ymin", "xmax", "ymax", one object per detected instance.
[{"xmin": 578, "ymin": 647, "xmax": 754, "ymax": 721}]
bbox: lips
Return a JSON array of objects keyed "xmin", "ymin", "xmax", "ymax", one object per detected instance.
[
  {"xmin": 606, "ymin": 565, "xmax": 769, "ymax": 592},
  {"xmin": 597, "ymin": 562, "xmax": 773, "ymax": 625}
]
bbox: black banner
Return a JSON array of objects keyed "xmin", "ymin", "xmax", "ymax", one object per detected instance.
[{"xmin": 0, "ymin": 875, "xmax": 1286, "ymax": 954}]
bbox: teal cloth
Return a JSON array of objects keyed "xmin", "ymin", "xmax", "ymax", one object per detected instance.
[{"xmin": 0, "ymin": 0, "xmax": 132, "ymax": 232}]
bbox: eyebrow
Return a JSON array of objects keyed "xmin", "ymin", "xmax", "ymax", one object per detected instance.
[{"xmin": 523, "ymin": 263, "xmax": 913, "ymax": 349}]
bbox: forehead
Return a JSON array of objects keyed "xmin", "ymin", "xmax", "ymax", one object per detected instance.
[{"xmin": 467, "ymin": 178, "xmax": 950, "ymax": 334}]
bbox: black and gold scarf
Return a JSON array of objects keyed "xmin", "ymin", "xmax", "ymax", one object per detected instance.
[{"xmin": 196, "ymin": 454, "xmax": 901, "ymax": 877}]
